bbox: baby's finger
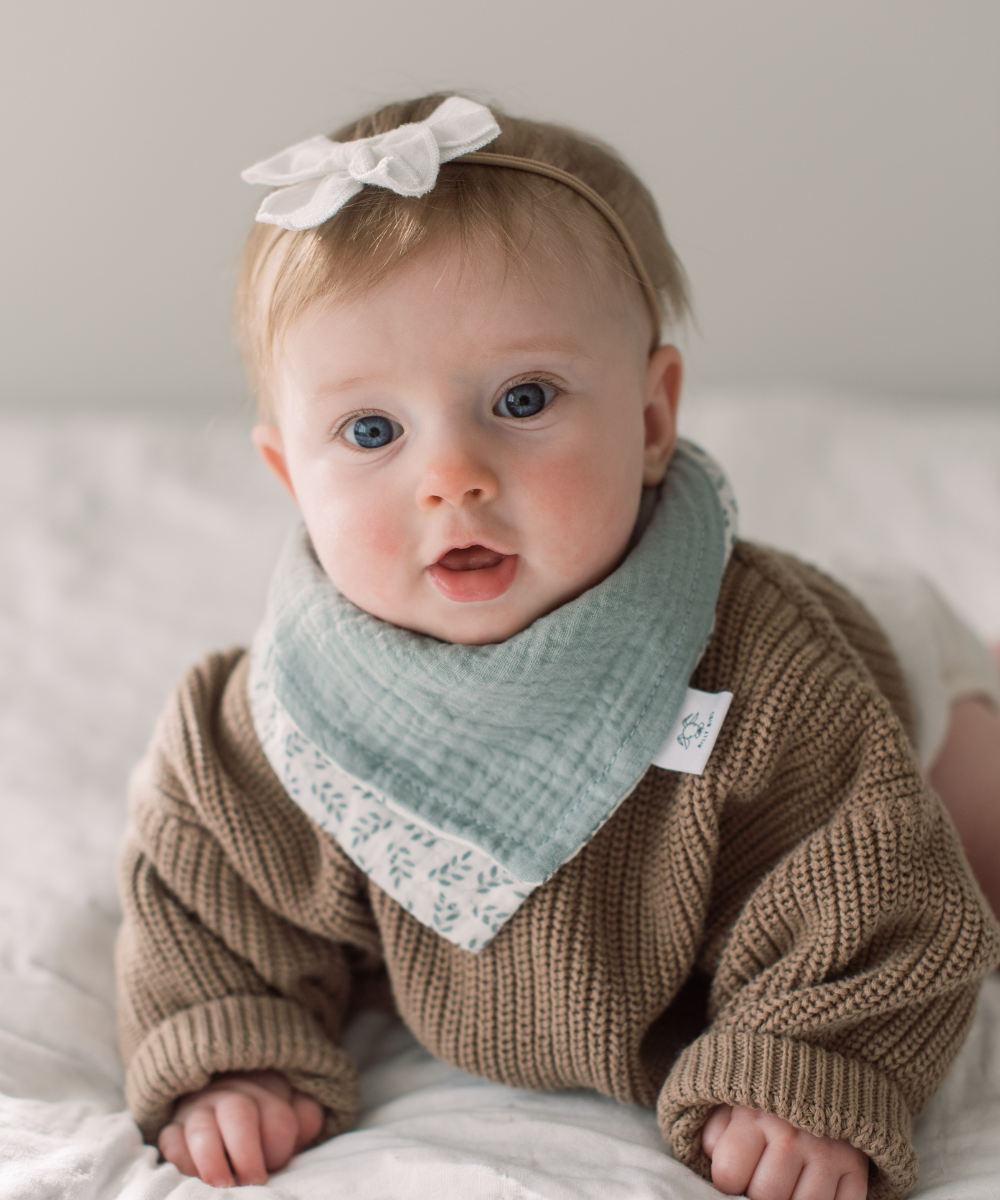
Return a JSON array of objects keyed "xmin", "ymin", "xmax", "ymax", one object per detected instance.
[
  {"xmin": 158, "ymin": 1123, "xmax": 198, "ymax": 1179},
  {"xmin": 832, "ymin": 1160, "xmax": 869, "ymax": 1200},
  {"xmin": 709, "ymin": 1112, "xmax": 767, "ymax": 1196},
  {"xmin": 748, "ymin": 1138, "xmax": 805, "ymax": 1200},
  {"xmin": 183, "ymin": 1107, "xmax": 234, "ymax": 1188},
  {"xmin": 700, "ymin": 1104, "xmax": 732, "ymax": 1157},
  {"xmin": 291, "ymin": 1091, "xmax": 324, "ymax": 1151},
  {"xmin": 214, "ymin": 1091, "xmax": 268, "ymax": 1186},
  {"xmin": 789, "ymin": 1155, "xmax": 840, "ymax": 1200},
  {"xmin": 255, "ymin": 1089, "xmax": 299, "ymax": 1171}
]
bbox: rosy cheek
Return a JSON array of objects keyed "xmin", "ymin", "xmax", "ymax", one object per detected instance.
[
  {"xmin": 301, "ymin": 482, "xmax": 409, "ymax": 605},
  {"xmin": 524, "ymin": 451, "xmax": 637, "ymax": 578}
]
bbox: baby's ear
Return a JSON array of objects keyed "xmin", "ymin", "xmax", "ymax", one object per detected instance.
[
  {"xmin": 252, "ymin": 423, "xmax": 297, "ymax": 502},
  {"xmin": 643, "ymin": 345, "xmax": 682, "ymax": 486}
]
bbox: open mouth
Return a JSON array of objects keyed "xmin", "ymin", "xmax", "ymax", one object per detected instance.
[{"xmin": 427, "ymin": 544, "xmax": 519, "ymax": 602}]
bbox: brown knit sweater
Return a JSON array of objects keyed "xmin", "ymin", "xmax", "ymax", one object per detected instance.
[{"xmin": 116, "ymin": 543, "xmax": 1000, "ymax": 1199}]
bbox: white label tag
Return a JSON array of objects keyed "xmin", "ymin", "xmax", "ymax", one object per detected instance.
[{"xmin": 651, "ymin": 687, "xmax": 733, "ymax": 776}]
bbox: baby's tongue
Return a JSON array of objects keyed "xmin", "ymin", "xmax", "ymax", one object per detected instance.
[{"xmin": 437, "ymin": 545, "xmax": 505, "ymax": 571}]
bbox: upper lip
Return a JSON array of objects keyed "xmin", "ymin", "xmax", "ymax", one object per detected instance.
[{"xmin": 430, "ymin": 540, "xmax": 511, "ymax": 567}]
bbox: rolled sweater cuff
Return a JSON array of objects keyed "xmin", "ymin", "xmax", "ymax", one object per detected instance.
[
  {"xmin": 124, "ymin": 994, "xmax": 359, "ymax": 1144},
  {"xmin": 658, "ymin": 1031, "xmax": 916, "ymax": 1200}
]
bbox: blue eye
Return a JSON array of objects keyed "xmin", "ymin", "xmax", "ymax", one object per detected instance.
[
  {"xmin": 344, "ymin": 414, "xmax": 402, "ymax": 449},
  {"xmin": 494, "ymin": 381, "xmax": 554, "ymax": 419}
]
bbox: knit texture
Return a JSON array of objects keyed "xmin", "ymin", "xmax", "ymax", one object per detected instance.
[{"xmin": 116, "ymin": 543, "xmax": 1000, "ymax": 1200}]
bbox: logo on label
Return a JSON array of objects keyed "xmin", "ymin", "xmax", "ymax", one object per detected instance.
[
  {"xmin": 677, "ymin": 711, "xmax": 706, "ymax": 749},
  {"xmin": 651, "ymin": 687, "xmax": 734, "ymax": 776}
]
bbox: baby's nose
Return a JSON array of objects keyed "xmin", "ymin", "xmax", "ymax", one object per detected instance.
[{"xmin": 416, "ymin": 443, "xmax": 499, "ymax": 510}]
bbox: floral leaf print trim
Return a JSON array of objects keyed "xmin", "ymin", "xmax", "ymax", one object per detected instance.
[{"xmin": 249, "ymin": 641, "xmax": 541, "ymax": 952}]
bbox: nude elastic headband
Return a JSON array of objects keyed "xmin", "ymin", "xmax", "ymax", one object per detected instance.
[{"xmin": 456, "ymin": 151, "xmax": 660, "ymax": 328}]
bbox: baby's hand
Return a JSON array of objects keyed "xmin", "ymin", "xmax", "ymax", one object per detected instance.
[
  {"xmin": 701, "ymin": 1104, "xmax": 868, "ymax": 1200},
  {"xmin": 158, "ymin": 1069, "xmax": 324, "ymax": 1187}
]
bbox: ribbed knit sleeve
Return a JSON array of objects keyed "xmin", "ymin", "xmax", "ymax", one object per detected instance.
[
  {"xmin": 116, "ymin": 649, "xmax": 381, "ymax": 1144},
  {"xmin": 657, "ymin": 545, "xmax": 1000, "ymax": 1200}
]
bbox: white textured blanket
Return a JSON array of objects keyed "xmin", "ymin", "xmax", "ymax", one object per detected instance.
[{"xmin": 1, "ymin": 390, "xmax": 999, "ymax": 1198}]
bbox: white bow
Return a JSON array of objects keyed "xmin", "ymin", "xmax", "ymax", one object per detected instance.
[{"xmin": 241, "ymin": 97, "xmax": 501, "ymax": 231}]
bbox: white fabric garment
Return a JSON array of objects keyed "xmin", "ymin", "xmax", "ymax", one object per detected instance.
[
  {"xmin": 242, "ymin": 96, "xmax": 501, "ymax": 230},
  {"xmin": 833, "ymin": 562, "xmax": 1000, "ymax": 768}
]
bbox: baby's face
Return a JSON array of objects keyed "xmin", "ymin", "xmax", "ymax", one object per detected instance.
[{"xmin": 255, "ymin": 234, "xmax": 681, "ymax": 644}]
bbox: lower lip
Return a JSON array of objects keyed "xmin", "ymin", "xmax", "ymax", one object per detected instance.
[{"xmin": 427, "ymin": 554, "xmax": 519, "ymax": 602}]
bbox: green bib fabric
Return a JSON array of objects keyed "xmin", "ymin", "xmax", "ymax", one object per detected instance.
[{"xmin": 257, "ymin": 441, "xmax": 728, "ymax": 884}]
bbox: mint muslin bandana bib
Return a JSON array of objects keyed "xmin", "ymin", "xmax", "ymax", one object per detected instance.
[{"xmin": 251, "ymin": 440, "xmax": 736, "ymax": 950}]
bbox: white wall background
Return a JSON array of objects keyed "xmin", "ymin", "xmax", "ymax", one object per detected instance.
[{"xmin": 1, "ymin": 0, "xmax": 997, "ymax": 414}]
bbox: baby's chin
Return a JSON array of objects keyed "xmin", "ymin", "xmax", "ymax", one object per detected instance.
[
  {"xmin": 342, "ymin": 578, "xmax": 558, "ymax": 646},
  {"xmin": 395, "ymin": 595, "xmax": 546, "ymax": 646}
]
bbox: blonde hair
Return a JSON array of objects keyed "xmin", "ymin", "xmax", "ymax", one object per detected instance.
[{"xmin": 236, "ymin": 93, "xmax": 690, "ymax": 412}]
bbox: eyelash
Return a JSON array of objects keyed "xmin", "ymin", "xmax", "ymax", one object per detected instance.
[
  {"xmin": 493, "ymin": 375, "xmax": 562, "ymax": 418},
  {"xmin": 335, "ymin": 376, "xmax": 563, "ymax": 448},
  {"xmin": 502, "ymin": 373, "xmax": 560, "ymax": 396}
]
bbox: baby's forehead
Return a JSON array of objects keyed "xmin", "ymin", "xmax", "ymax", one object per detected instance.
[
  {"xmin": 338, "ymin": 223, "xmax": 653, "ymax": 345},
  {"xmin": 286, "ymin": 230, "xmax": 651, "ymax": 370}
]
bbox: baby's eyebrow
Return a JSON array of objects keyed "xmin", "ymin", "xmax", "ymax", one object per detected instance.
[
  {"xmin": 307, "ymin": 376, "xmax": 374, "ymax": 401},
  {"xmin": 487, "ymin": 337, "xmax": 593, "ymax": 360}
]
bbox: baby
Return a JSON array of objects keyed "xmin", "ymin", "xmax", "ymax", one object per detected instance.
[{"xmin": 116, "ymin": 95, "xmax": 1000, "ymax": 1200}]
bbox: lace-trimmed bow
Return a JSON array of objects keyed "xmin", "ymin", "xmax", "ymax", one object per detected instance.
[{"xmin": 241, "ymin": 96, "xmax": 501, "ymax": 231}]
